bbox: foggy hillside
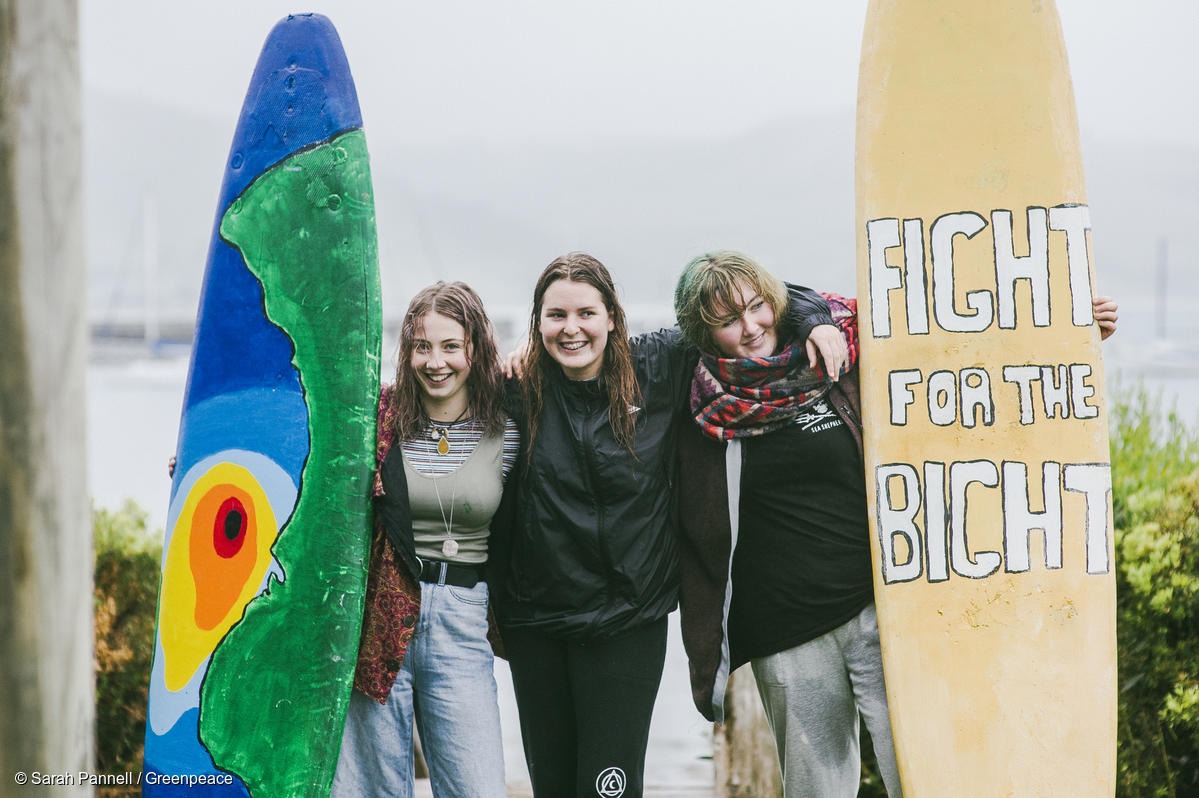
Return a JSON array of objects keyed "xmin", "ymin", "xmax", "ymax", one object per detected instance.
[{"xmin": 85, "ymin": 88, "xmax": 1196, "ymax": 343}]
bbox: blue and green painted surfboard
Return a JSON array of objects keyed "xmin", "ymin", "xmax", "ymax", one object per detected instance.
[{"xmin": 143, "ymin": 14, "xmax": 380, "ymax": 796}]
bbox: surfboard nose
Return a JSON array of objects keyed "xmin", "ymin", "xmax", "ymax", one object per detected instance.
[{"xmin": 222, "ymin": 13, "xmax": 364, "ymax": 211}]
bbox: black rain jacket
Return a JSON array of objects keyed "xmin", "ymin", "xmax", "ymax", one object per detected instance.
[{"xmin": 495, "ymin": 286, "xmax": 832, "ymax": 641}]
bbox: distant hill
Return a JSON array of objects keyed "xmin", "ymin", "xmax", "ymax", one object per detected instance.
[{"xmin": 85, "ymin": 87, "xmax": 1196, "ymax": 343}]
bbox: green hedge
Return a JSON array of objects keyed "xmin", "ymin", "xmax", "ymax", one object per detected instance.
[
  {"xmin": 94, "ymin": 499, "xmax": 161, "ymax": 789},
  {"xmin": 1109, "ymin": 386, "xmax": 1199, "ymax": 797}
]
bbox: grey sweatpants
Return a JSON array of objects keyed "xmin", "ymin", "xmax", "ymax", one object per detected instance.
[{"xmin": 750, "ymin": 603, "xmax": 903, "ymax": 797}]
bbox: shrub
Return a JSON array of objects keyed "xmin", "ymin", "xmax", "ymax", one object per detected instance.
[
  {"xmin": 94, "ymin": 500, "xmax": 162, "ymax": 795},
  {"xmin": 1110, "ymin": 385, "xmax": 1199, "ymax": 797}
]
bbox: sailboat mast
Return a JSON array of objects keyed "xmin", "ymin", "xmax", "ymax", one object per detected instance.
[{"xmin": 143, "ymin": 192, "xmax": 159, "ymax": 346}]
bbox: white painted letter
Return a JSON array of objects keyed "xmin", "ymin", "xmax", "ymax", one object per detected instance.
[
  {"xmin": 875, "ymin": 464, "xmax": 924, "ymax": 584},
  {"xmin": 1070, "ymin": 363, "xmax": 1099, "ymax": 419},
  {"xmin": 928, "ymin": 370, "xmax": 958, "ymax": 426},
  {"xmin": 949, "ymin": 460, "xmax": 1002, "ymax": 579},
  {"xmin": 993, "ymin": 207, "xmax": 1051, "ymax": 329},
  {"xmin": 1003, "ymin": 365, "xmax": 1041, "ymax": 425},
  {"xmin": 931, "ymin": 211, "xmax": 993, "ymax": 333},
  {"xmin": 1048, "ymin": 204, "xmax": 1094, "ymax": 327},
  {"xmin": 867, "ymin": 218, "xmax": 903, "ymax": 338},
  {"xmin": 924, "ymin": 461, "xmax": 949, "ymax": 582},
  {"xmin": 1064, "ymin": 463, "xmax": 1113, "ymax": 575},
  {"xmin": 903, "ymin": 218, "xmax": 930, "ymax": 335},
  {"xmin": 1003, "ymin": 461, "xmax": 1063, "ymax": 573},
  {"xmin": 1040, "ymin": 365, "xmax": 1070, "ymax": 419},
  {"xmin": 889, "ymin": 369, "xmax": 922, "ymax": 426},
  {"xmin": 959, "ymin": 367, "xmax": 994, "ymax": 428}
]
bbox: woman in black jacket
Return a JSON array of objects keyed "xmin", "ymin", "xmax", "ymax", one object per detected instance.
[{"xmin": 495, "ymin": 251, "xmax": 841, "ymax": 798}]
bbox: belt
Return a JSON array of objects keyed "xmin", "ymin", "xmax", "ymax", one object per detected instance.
[{"xmin": 418, "ymin": 558, "xmax": 482, "ymax": 588}]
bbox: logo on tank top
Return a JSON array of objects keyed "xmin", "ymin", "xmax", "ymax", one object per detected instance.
[
  {"xmin": 795, "ymin": 399, "xmax": 841, "ymax": 433},
  {"xmin": 595, "ymin": 766, "xmax": 626, "ymax": 797}
]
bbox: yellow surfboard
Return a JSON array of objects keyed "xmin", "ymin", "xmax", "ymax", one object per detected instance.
[{"xmin": 854, "ymin": 2, "xmax": 1115, "ymax": 794}]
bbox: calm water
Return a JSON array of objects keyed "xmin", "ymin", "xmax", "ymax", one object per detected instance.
[{"xmin": 85, "ymin": 345, "xmax": 1195, "ymax": 789}]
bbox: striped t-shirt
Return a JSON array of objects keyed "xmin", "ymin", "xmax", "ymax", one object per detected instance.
[{"xmin": 401, "ymin": 417, "xmax": 519, "ymax": 479}]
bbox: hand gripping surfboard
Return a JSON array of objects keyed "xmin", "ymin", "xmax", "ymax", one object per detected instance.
[
  {"xmin": 855, "ymin": 3, "xmax": 1116, "ymax": 794},
  {"xmin": 142, "ymin": 14, "xmax": 381, "ymax": 796}
]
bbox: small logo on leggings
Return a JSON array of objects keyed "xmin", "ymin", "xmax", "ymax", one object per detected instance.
[{"xmin": 595, "ymin": 766, "xmax": 626, "ymax": 797}]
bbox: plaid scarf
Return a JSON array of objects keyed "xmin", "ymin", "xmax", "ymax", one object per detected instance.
[{"xmin": 690, "ymin": 339, "xmax": 834, "ymax": 441}]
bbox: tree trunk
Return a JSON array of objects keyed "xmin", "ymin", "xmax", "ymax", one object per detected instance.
[{"xmin": 0, "ymin": 1, "xmax": 91, "ymax": 795}]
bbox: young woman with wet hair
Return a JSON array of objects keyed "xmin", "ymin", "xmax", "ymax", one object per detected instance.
[
  {"xmin": 495, "ymin": 251, "xmax": 843, "ymax": 798},
  {"xmin": 333, "ymin": 281, "xmax": 519, "ymax": 798}
]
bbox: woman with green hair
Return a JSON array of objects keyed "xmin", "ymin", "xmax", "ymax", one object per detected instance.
[{"xmin": 671, "ymin": 250, "xmax": 1118, "ymax": 797}]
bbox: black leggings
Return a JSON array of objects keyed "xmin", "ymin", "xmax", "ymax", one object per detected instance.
[{"xmin": 504, "ymin": 616, "xmax": 668, "ymax": 798}]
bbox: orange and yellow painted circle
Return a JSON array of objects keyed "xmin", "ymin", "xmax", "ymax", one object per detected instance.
[{"xmin": 159, "ymin": 460, "xmax": 282, "ymax": 691}]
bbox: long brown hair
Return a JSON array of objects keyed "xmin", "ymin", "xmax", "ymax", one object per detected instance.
[
  {"xmin": 389, "ymin": 281, "xmax": 505, "ymax": 440},
  {"xmin": 522, "ymin": 252, "xmax": 641, "ymax": 454}
]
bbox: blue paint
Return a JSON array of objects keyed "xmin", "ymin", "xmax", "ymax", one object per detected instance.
[
  {"xmin": 144, "ymin": 709, "xmax": 250, "ymax": 797},
  {"xmin": 184, "ymin": 13, "xmax": 363, "ymax": 412},
  {"xmin": 217, "ymin": 13, "xmax": 363, "ymax": 212},
  {"xmin": 176, "ymin": 385, "xmax": 309, "ymax": 488},
  {"xmin": 149, "ymin": 15, "xmax": 368, "ymax": 794},
  {"xmin": 185, "ymin": 243, "xmax": 299, "ymax": 408}
]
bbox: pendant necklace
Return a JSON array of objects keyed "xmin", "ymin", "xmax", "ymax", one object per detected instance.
[
  {"xmin": 432, "ymin": 476, "xmax": 459, "ymax": 557},
  {"xmin": 429, "ymin": 405, "xmax": 469, "ymax": 456}
]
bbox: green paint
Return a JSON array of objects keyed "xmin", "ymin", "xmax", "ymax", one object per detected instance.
[{"xmin": 200, "ymin": 129, "xmax": 380, "ymax": 796}]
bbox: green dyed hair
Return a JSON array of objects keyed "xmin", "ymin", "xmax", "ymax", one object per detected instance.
[{"xmin": 673, "ymin": 251, "xmax": 788, "ymax": 354}]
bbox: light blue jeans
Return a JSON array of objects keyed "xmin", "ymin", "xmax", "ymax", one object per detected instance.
[
  {"xmin": 750, "ymin": 603, "xmax": 903, "ymax": 798},
  {"xmin": 331, "ymin": 580, "xmax": 506, "ymax": 798}
]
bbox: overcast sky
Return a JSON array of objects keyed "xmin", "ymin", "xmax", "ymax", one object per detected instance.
[{"xmin": 81, "ymin": 1, "xmax": 1198, "ymax": 148}]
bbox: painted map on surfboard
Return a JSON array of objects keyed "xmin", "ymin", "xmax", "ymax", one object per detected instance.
[
  {"xmin": 854, "ymin": 2, "xmax": 1115, "ymax": 794},
  {"xmin": 142, "ymin": 14, "xmax": 381, "ymax": 796}
]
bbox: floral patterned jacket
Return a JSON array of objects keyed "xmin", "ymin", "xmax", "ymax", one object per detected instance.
[{"xmin": 352, "ymin": 386, "xmax": 515, "ymax": 702}]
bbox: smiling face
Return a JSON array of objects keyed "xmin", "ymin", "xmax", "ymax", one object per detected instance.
[
  {"xmin": 409, "ymin": 311, "xmax": 472, "ymax": 415},
  {"xmin": 538, "ymin": 278, "xmax": 616, "ymax": 380},
  {"xmin": 708, "ymin": 279, "xmax": 779, "ymax": 359}
]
